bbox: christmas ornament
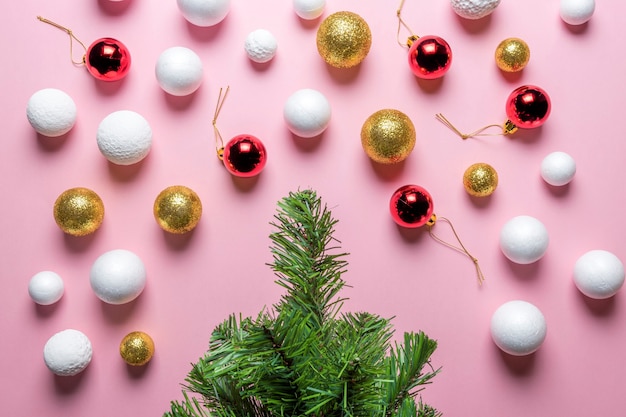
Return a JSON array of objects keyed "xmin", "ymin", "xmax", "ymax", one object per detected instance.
[
  {"xmin": 154, "ymin": 186, "xmax": 202, "ymax": 234},
  {"xmin": 26, "ymin": 88, "xmax": 77, "ymax": 137},
  {"xmin": 37, "ymin": 16, "xmax": 131, "ymax": 82},
  {"xmin": 177, "ymin": 0, "xmax": 230, "ymax": 27},
  {"xmin": 495, "ymin": 37, "xmax": 530, "ymax": 72},
  {"xmin": 361, "ymin": 109, "xmax": 416, "ymax": 164},
  {"xmin": 283, "ymin": 88, "xmax": 332, "ymax": 138},
  {"xmin": 541, "ymin": 151, "xmax": 576, "ymax": 186},
  {"xmin": 397, "ymin": 0, "xmax": 452, "ymax": 79},
  {"xmin": 450, "ymin": 0, "xmax": 501, "ymax": 20},
  {"xmin": 491, "ymin": 300, "xmax": 547, "ymax": 356},
  {"xmin": 43, "ymin": 329, "xmax": 93, "ymax": 376},
  {"xmin": 293, "ymin": 0, "xmax": 325, "ymax": 20},
  {"xmin": 463, "ymin": 163, "xmax": 498, "ymax": 197},
  {"xmin": 155, "ymin": 46, "xmax": 203, "ymax": 96},
  {"xmin": 53, "ymin": 187, "xmax": 105, "ymax": 237},
  {"xmin": 500, "ymin": 215, "xmax": 549, "ymax": 264},
  {"xmin": 28, "ymin": 271, "xmax": 64, "ymax": 305},
  {"xmin": 245, "ymin": 29, "xmax": 278, "ymax": 63},
  {"xmin": 90, "ymin": 249, "xmax": 146, "ymax": 305},
  {"xmin": 120, "ymin": 331, "xmax": 155, "ymax": 366},
  {"xmin": 316, "ymin": 11, "xmax": 372, "ymax": 69},
  {"xmin": 574, "ymin": 250, "xmax": 625, "ymax": 299},
  {"xmin": 97, "ymin": 110, "xmax": 152, "ymax": 165},
  {"xmin": 560, "ymin": 0, "xmax": 595, "ymax": 25}
]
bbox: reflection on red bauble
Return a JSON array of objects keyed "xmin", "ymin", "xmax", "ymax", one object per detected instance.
[
  {"xmin": 389, "ymin": 184, "xmax": 434, "ymax": 228},
  {"xmin": 505, "ymin": 85, "xmax": 551, "ymax": 129},
  {"xmin": 408, "ymin": 36, "xmax": 452, "ymax": 79},
  {"xmin": 85, "ymin": 38, "xmax": 131, "ymax": 81},
  {"xmin": 222, "ymin": 134, "xmax": 267, "ymax": 177}
]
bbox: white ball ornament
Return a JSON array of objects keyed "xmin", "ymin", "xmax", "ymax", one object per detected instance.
[
  {"xmin": 500, "ymin": 215, "xmax": 549, "ymax": 264},
  {"xmin": 541, "ymin": 151, "xmax": 576, "ymax": 186},
  {"xmin": 283, "ymin": 88, "xmax": 332, "ymax": 138},
  {"xmin": 560, "ymin": 0, "xmax": 595, "ymax": 25},
  {"xmin": 177, "ymin": 0, "xmax": 230, "ymax": 27},
  {"xmin": 245, "ymin": 29, "xmax": 278, "ymax": 63},
  {"xmin": 574, "ymin": 250, "xmax": 625, "ymax": 299},
  {"xmin": 293, "ymin": 0, "xmax": 326, "ymax": 20},
  {"xmin": 155, "ymin": 47, "xmax": 203, "ymax": 96},
  {"xmin": 491, "ymin": 300, "xmax": 547, "ymax": 356},
  {"xmin": 26, "ymin": 88, "xmax": 77, "ymax": 137},
  {"xmin": 96, "ymin": 110, "xmax": 152, "ymax": 165},
  {"xmin": 43, "ymin": 329, "xmax": 93, "ymax": 376},
  {"xmin": 90, "ymin": 249, "xmax": 146, "ymax": 305},
  {"xmin": 450, "ymin": 0, "xmax": 501, "ymax": 20},
  {"xmin": 28, "ymin": 271, "xmax": 64, "ymax": 305}
]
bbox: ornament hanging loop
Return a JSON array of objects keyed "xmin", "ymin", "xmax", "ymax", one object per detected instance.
[
  {"xmin": 435, "ymin": 113, "xmax": 516, "ymax": 140},
  {"xmin": 37, "ymin": 16, "xmax": 87, "ymax": 65},
  {"xmin": 212, "ymin": 86, "xmax": 230, "ymax": 160},
  {"xmin": 396, "ymin": 0, "xmax": 417, "ymax": 47}
]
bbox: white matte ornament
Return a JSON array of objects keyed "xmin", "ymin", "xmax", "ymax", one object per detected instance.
[
  {"xmin": 293, "ymin": 0, "xmax": 326, "ymax": 20},
  {"xmin": 560, "ymin": 0, "xmax": 595, "ymax": 25},
  {"xmin": 574, "ymin": 250, "xmax": 625, "ymax": 299},
  {"xmin": 500, "ymin": 215, "xmax": 549, "ymax": 264},
  {"xmin": 28, "ymin": 271, "xmax": 64, "ymax": 305},
  {"xmin": 177, "ymin": 0, "xmax": 230, "ymax": 27},
  {"xmin": 541, "ymin": 151, "xmax": 576, "ymax": 186},
  {"xmin": 283, "ymin": 89, "xmax": 332, "ymax": 138},
  {"xmin": 450, "ymin": 0, "xmax": 501, "ymax": 20},
  {"xmin": 491, "ymin": 300, "xmax": 547, "ymax": 356},
  {"xmin": 90, "ymin": 249, "xmax": 146, "ymax": 305},
  {"xmin": 26, "ymin": 88, "xmax": 77, "ymax": 137},
  {"xmin": 155, "ymin": 47, "xmax": 203, "ymax": 96},
  {"xmin": 245, "ymin": 29, "xmax": 278, "ymax": 63},
  {"xmin": 96, "ymin": 110, "xmax": 152, "ymax": 165},
  {"xmin": 43, "ymin": 329, "xmax": 93, "ymax": 376}
]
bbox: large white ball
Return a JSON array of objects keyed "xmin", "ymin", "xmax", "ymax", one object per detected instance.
[
  {"xmin": 293, "ymin": 0, "xmax": 326, "ymax": 20},
  {"xmin": 283, "ymin": 89, "xmax": 332, "ymax": 138},
  {"xmin": 560, "ymin": 0, "xmax": 595, "ymax": 25},
  {"xmin": 28, "ymin": 271, "xmax": 64, "ymax": 305},
  {"xmin": 155, "ymin": 47, "xmax": 203, "ymax": 96},
  {"xmin": 574, "ymin": 250, "xmax": 625, "ymax": 299},
  {"xmin": 96, "ymin": 110, "xmax": 152, "ymax": 165},
  {"xmin": 500, "ymin": 215, "xmax": 549, "ymax": 264},
  {"xmin": 43, "ymin": 329, "xmax": 93, "ymax": 376},
  {"xmin": 26, "ymin": 88, "xmax": 77, "ymax": 137},
  {"xmin": 450, "ymin": 0, "xmax": 501, "ymax": 20},
  {"xmin": 244, "ymin": 29, "xmax": 278, "ymax": 63},
  {"xmin": 177, "ymin": 0, "xmax": 230, "ymax": 27},
  {"xmin": 90, "ymin": 249, "xmax": 146, "ymax": 304},
  {"xmin": 491, "ymin": 300, "xmax": 547, "ymax": 356},
  {"xmin": 541, "ymin": 151, "xmax": 576, "ymax": 186}
]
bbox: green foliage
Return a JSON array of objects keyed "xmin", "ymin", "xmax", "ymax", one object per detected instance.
[{"xmin": 165, "ymin": 190, "xmax": 441, "ymax": 417}]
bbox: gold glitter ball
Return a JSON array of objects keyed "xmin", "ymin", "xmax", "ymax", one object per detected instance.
[
  {"xmin": 361, "ymin": 109, "xmax": 416, "ymax": 164},
  {"xmin": 53, "ymin": 187, "xmax": 105, "ymax": 236},
  {"xmin": 463, "ymin": 163, "xmax": 498, "ymax": 197},
  {"xmin": 316, "ymin": 11, "xmax": 372, "ymax": 68},
  {"xmin": 154, "ymin": 185, "xmax": 202, "ymax": 234},
  {"xmin": 495, "ymin": 38, "xmax": 530, "ymax": 72},
  {"xmin": 119, "ymin": 331, "xmax": 155, "ymax": 366}
]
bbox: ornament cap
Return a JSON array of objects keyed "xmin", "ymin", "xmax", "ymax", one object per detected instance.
[
  {"xmin": 406, "ymin": 35, "xmax": 419, "ymax": 47},
  {"xmin": 503, "ymin": 120, "xmax": 518, "ymax": 135},
  {"xmin": 426, "ymin": 214, "xmax": 437, "ymax": 227},
  {"xmin": 217, "ymin": 147, "xmax": 224, "ymax": 160}
]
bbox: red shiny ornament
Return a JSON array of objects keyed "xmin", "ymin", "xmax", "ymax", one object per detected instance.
[
  {"xmin": 222, "ymin": 134, "xmax": 267, "ymax": 177},
  {"xmin": 407, "ymin": 36, "xmax": 452, "ymax": 79},
  {"xmin": 389, "ymin": 184, "xmax": 434, "ymax": 228},
  {"xmin": 85, "ymin": 38, "xmax": 131, "ymax": 82},
  {"xmin": 505, "ymin": 85, "xmax": 551, "ymax": 129}
]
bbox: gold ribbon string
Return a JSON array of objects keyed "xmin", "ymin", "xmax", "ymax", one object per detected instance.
[
  {"xmin": 37, "ymin": 16, "xmax": 87, "ymax": 65},
  {"xmin": 396, "ymin": 0, "xmax": 417, "ymax": 47},
  {"xmin": 212, "ymin": 86, "xmax": 230, "ymax": 160},
  {"xmin": 435, "ymin": 113, "xmax": 507, "ymax": 140}
]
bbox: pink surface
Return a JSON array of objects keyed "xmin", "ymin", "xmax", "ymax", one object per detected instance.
[{"xmin": 3, "ymin": 0, "xmax": 626, "ymax": 415}]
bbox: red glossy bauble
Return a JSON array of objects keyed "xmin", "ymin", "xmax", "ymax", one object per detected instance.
[
  {"xmin": 505, "ymin": 85, "xmax": 551, "ymax": 129},
  {"xmin": 85, "ymin": 38, "xmax": 131, "ymax": 81},
  {"xmin": 389, "ymin": 184, "xmax": 434, "ymax": 228},
  {"xmin": 407, "ymin": 36, "xmax": 452, "ymax": 79},
  {"xmin": 222, "ymin": 135, "xmax": 267, "ymax": 177}
]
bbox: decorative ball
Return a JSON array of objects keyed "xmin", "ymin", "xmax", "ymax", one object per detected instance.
[
  {"xmin": 463, "ymin": 163, "xmax": 498, "ymax": 197},
  {"xmin": 500, "ymin": 215, "xmax": 549, "ymax": 264},
  {"xmin": 316, "ymin": 11, "xmax": 372, "ymax": 68},
  {"xmin": 491, "ymin": 300, "xmax": 547, "ymax": 356},
  {"xmin": 495, "ymin": 38, "xmax": 530, "ymax": 72},
  {"xmin": 389, "ymin": 184, "xmax": 434, "ymax": 228},
  {"xmin": 96, "ymin": 110, "xmax": 152, "ymax": 165},
  {"xmin": 560, "ymin": 0, "xmax": 595, "ymax": 25},
  {"xmin": 85, "ymin": 38, "xmax": 131, "ymax": 82},
  {"xmin": 90, "ymin": 249, "xmax": 146, "ymax": 305},
  {"xmin": 120, "ymin": 331, "xmax": 155, "ymax": 366},
  {"xmin": 244, "ymin": 29, "xmax": 278, "ymax": 63},
  {"xmin": 283, "ymin": 88, "xmax": 332, "ymax": 138},
  {"xmin": 408, "ymin": 36, "xmax": 452, "ymax": 79},
  {"xmin": 154, "ymin": 185, "xmax": 202, "ymax": 234},
  {"xmin": 361, "ymin": 109, "xmax": 416, "ymax": 164},
  {"xmin": 293, "ymin": 0, "xmax": 325, "ymax": 20},
  {"xmin": 155, "ymin": 46, "xmax": 203, "ymax": 96},
  {"xmin": 28, "ymin": 271, "xmax": 65, "ymax": 305},
  {"xmin": 26, "ymin": 88, "xmax": 77, "ymax": 137},
  {"xmin": 541, "ymin": 151, "xmax": 576, "ymax": 186},
  {"xmin": 176, "ymin": 0, "xmax": 230, "ymax": 27},
  {"xmin": 43, "ymin": 329, "xmax": 93, "ymax": 376},
  {"xmin": 450, "ymin": 0, "xmax": 501, "ymax": 19},
  {"xmin": 505, "ymin": 85, "xmax": 551, "ymax": 129},
  {"xmin": 222, "ymin": 134, "xmax": 267, "ymax": 177},
  {"xmin": 574, "ymin": 250, "xmax": 625, "ymax": 299},
  {"xmin": 53, "ymin": 187, "xmax": 105, "ymax": 236}
]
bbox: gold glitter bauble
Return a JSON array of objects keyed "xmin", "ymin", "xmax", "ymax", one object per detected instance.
[
  {"xmin": 463, "ymin": 163, "xmax": 498, "ymax": 197},
  {"xmin": 53, "ymin": 187, "xmax": 105, "ymax": 236},
  {"xmin": 154, "ymin": 185, "xmax": 202, "ymax": 234},
  {"xmin": 495, "ymin": 38, "xmax": 530, "ymax": 72},
  {"xmin": 361, "ymin": 109, "xmax": 416, "ymax": 164},
  {"xmin": 119, "ymin": 331, "xmax": 154, "ymax": 366},
  {"xmin": 316, "ymin": 11, "xmax": 372, "ymax": 68}
]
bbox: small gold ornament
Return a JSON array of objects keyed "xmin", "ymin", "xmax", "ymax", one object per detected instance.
[
  {"xmin": 495, "ymin": 38, "xmax": 530, "ymax": 72},
  {"xmin": 316, "ymin": 11, "xmax": 372, "ymax": 68},
  {"xmin": 153, "ymin": 185, "xmax": 202, "ymax": 234},
  {"xmin": 119, "ymin": 331, "xmax": 155, "ymax": 366},
  {"xmin": 361, "ymin": 109, "xmax": 416, "ymax": 164},
  {"xmin": 463, "ymin": 163, "xmax": 498, "ymax": 197},
  {"xmin": 53, "ymin": 187, "xmax": 105, "ymax": 236}
]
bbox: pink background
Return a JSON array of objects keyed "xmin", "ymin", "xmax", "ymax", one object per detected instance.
[{"xmin": 3, "ymin": 0, "xmax": 626, "ymax": 415}]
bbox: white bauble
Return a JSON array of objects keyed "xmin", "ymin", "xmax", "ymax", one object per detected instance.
[
  {"xmin": 244, "ymin": 29, "xmax": 278, "ymax": 63},
  {"xmin": 450, "ymin": 0, "xmax": 500, "ymax": 20},
  {"xmin": 96, "ymin": 110, "xmax": 152, "ymax": 165},
  {"xmin": 491, "ymin": 300, "xmax": 547, "ymax": 356},
  {"xmin": 283, "ymin": 88, "xmax": 331, "ymax": 138},
  {"xmin": 560, "ymin": 0, "xmax": 595, "ymax": 25},
  {"xmin": 43, "ymin": 329, "xmax": 93, "ymax": 376},
  {"xmin": 574, "ymin": 250, "xmax": 625, "ymax": 299},
  {"xmin": 177, "ymin": 0, "xmax": 230, "ymax": 27},
  {"xmin": 90, "ymin": 249, "xmax": 146, "ymax": 304},
  {"xmin": 293, "ymin": 0, "xmax": 325, "ymax": 20},
  {"xmin": 155, "ymin": 46, "xmax": 203, "ymax": 96},
  {"xmin": 26, "ymin": 88, "xmax": 77, "ymax": 137},
  {"xmin": 500, "ymin": 215, "xmax": 549, "ymax": 264},
  {"xmin": 541, "ymin": 151, "xmax": 576, "ymax": 186},
  {"xmin": 28, "ymin": 271, "xmax": 64, "ymax": 305}
]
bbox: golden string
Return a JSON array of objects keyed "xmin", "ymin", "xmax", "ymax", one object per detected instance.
[
  {"xmin": 212, "ymin": 86, "xmax": 230, "ymax": 160},
  {"xmin": 37, "ymin": 16, "xmax": 87, "ymax": 66},
  {"xmin": 396, "ymin": 0, "xmax": 417, "ymax": 47},
  {"xmin": 435, "ymin": 113, "xmax": 507, "ymax": 140}
]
